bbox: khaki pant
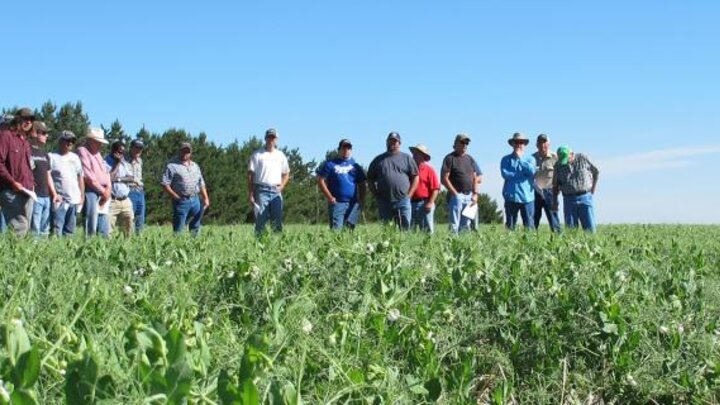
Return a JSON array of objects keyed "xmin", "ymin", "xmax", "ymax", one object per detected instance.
[{"xmin": 109, "ymin": 198, "xmax": 134, "ymax": 237}]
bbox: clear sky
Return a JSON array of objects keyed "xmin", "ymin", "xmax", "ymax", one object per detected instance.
[{"xmin": 6, "ymin": 1, "xmax": 720, "ymax": 223}]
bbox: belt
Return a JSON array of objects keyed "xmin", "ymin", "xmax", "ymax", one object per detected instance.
[
  {"xmin": 130, "ymin": 186, "xmax": 144, "ymax": 192},
  {"xmin": 411, "ymin": 198, "xmax": 428, "ymax": 202},
  {"xmin": 564, "ymin": 191, "xmax": 588, "ymax": 197},
  {"xmin": 112, "ymin": 196, "xmax": 128, "ymax": 201}
]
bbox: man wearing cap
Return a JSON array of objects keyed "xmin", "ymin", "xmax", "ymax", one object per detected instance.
[
  {"xmin": 162, "ymin": 142, "xmax": 210, "ymax": 235},
  {"xmin": 441, "ymin": 133, "xmax": 480, "ymax": 234},
  {"xmin": 553, "ymin": 146, "xmax": 599, "ymax": 232},
  {"xmin": 409, "ymin": 144, "xmax": 439, "ymax": 233},
  {"xmin": 49, "ymin": 131, "xmax": 84, "ymax": 236},
  {"xmin": 0, "ymin": 108, "xmax": 36, "ymax": 236},
  {"xmin": 77, "ymin": 128, "xmax": 112, "ymax": 237},
  {"xmin": 367, "ymin": 132, "xmax": 418, "ymax": 230},
  {"xmin": 248, "ymin": 128, "xmax": 290, "ymax": 235},
  {"xmin": 105, "ymin": 141, "xmax": 135, "ymax": 237},
  {"xmin": 501, "ymin": 132, "xmax": 536, "ymax": 230},
  {"xmin": 316, "ymin": 139, "xmax": 367, "ymax": 230},
  {"xmin": 532, "ymin": 134, "xmax": 560, "ymax": 232},
  {"xmin": 29, "ymin": 121, "xmax": 61, "ymax": 236},
  {"xmin": 127, "ymin": 139, "xmax": 146, "ymax": 233}
]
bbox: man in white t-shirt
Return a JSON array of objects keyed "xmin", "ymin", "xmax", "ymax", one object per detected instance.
[
  {"xmin": 248, "ymin": 128, "xmax": 290, "ymax": 235},
  {"xmin": 49, "ymin": 131, "xmax": 85, "ymax": 236}
]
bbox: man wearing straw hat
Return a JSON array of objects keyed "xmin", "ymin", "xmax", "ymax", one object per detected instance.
[
  {"xmin": 0, "ymin": 108, "xmax": 36, "ymax": 236},
  {"xmin": 501, "ymin": 132, "xmax": 536, "ymax": 230},
  {"xmin": 316, "ymin": 139, "xmax": 367, "ymax": 230},
  {"xmin": 77, "ymin": 127, "xmax": 111, "ymax": 237},
  {"xmin": 552, "ymin": 146, "xmax": 599, "ymax": 232},
  {"xmin": 409, "ymin": 144, "xmax": 440, "ymax": 233},
  {"xmin": 441, "ymin": 133, "xmax": 479, "ymax": 234}
]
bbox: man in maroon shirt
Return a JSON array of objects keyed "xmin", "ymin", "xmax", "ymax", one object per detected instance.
[
  {"xmin": 409, "ymin": 144, "xmax": 440, "ymax": 233},
  {"xmin": 0, "ymin": 108, "xmax": 36, "ymax": 236}
]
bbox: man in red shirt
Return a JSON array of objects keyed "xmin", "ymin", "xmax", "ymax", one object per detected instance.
[
  {"xmin": 409, "ymin": 145, "xmax": 440, "ymax": 233},
  {"xmin": 0, "ymin": 108, "xmax": 36, "ymax": 236}
]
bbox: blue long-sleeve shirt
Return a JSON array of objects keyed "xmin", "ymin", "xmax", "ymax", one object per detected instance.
[{"xmin": 501, "ymin": 153, "xmax": 536, "ymax": 203}]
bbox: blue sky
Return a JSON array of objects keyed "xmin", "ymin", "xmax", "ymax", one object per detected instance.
[{"xmin": 6, "ymin": 1, "xmax": 720, "ymax": 223}]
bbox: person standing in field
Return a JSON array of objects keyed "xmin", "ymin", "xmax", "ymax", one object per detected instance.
[
  {"xmin": 532, "ymin": 134, "xmax": 560, "ymax": 232},
  {"xmin": 441, "ymin": 133, "xmax": 479, "ymax": 234},
  {"xmin": 127, "ymin": 139, "xmax": 146, "ymax": 233},
  {"xmin": 552, "ymin": 146, "xmax": 599, "ymax": 232},
  {"xmin": 77, "ymin": 127, "xmax": 111, "ymax": 237},
  {"xmin": 29, "ymin": 121, "xmax": 60, "ymax": 236},
  {"xmin": 501, "ymin": 132, "xmax": 536, "ymax": 230},
  {"xmin": 409, "ymin": 144, "xmax": 439, "ymax": 233},
  {"xmin": 0, "ymin": 114, "xmax": 11, "ymax": 234},
  {"xmin": 316, "ymin": 138, "xmax": 366, "ymax": 230},
  {"xmin": 0, "ymin": 108, "xmax": 36, "ymax": 236},
  {"xmin": 161, "ymin": 142, "xmax": 210, "ymax": 235},
  {"xmin": 49, "ymin": 131, "xmax": 84, "ymax": 236},
  {"xmin": 248, "ymin": 128, "xmax": 290, "ymax": 236},
  {"xmin": 105, "ymin": 141, "xmax": 134, "ymax": 237},
  {"xmin": 367, "ymin": 132, "xmax": 418, "ymax": 231}
]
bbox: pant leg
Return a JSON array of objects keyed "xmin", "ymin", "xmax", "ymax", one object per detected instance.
[
  {"xmin": 563, "ymin": 196, "xmax": 579, "ymax": 229},
  {"xmin": 64, "ymin": 205, "xmax": 78, "ymax": 236},
  {"xmin": 84, "ymin": 191, "xmax": 99, "ymax": 236},
  {"xmin": 577, "ymin": 193, "xmax": 597, "ymax": 233},
  {"xmin": 376, "ymin": 198, "xmax": 392, "ymax": 224},
  {"xmin": 40, "ymin": 197, "xmax": 52, "ymax": 236},
  {"xmin": 425, "ymin": 202, "xmax": 435, "ymax": 234},
  {"xmin": 394, "ymin": 197, "xmax": 411, "ymax": 231},
  {"xmin": 129, "ymin": 190, "xmax": 145, "ymax": 233},
  {"xmin": 254, "ymin": 189, "xmax": 271, "ymax": 235},
  {"xmin": 533, "ymin": 191, "xmax": 543, "ymax": 229},
  {"xmin": 172, "ymin": 199, "xmax": 190, "ymax": 234},
  {"xmin": 0, "ymin": 190, "xmax": 32, "ymax": 237},
  {"xmin": 187, "ymin": 196, "xmax": 203, "ymax": 236},
  {"xmin": 542, "ymin": 189, "xmax": 561, "ymax": 233},
  {"xmin": 31, "ymin": 197, "xmax": 49, "ymax": 236},
  {"xmin": 458, "ymin": 194, "xmax": 473, "ymax": 232},
  {"xmin": 0, "ymin": 207, "xmax": 5, "ymax": 233},
  {"xmin": 52, "ymin": 202, "xmax": 67, "ymax": 237},
  {"xmin": 118, "ymin": 199, "xmax": 134, "ymax": 237},
  {"xmin": 329, "ymin": 202, "xmax": 349, "ymax": 230},
  {"xmin": 269, "ymin": 192, "xmax": 284, "ymax": 233},
  {"xmin": 504, "ymin": 200, "xmax": 520, "ymax": 230},
  {"xmin": 520, "ymin": 201, "xmax": 535, "ymax": 230},
  {"xmin": 410, "ymin": 200, "xmax": 423, "ymax": 231},
  {"xmin": 448, "ymin": 194, "xmax": 463, "ymax": 234}
]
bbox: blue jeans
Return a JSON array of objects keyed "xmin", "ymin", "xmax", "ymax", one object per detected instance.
[
  {"xmin": 448, "ymin": 193, "xmax": 474, "ymax": 234},
  {"xmin": 504, "ymin": 200, "xmax": 535, "ymax": 230},
  {"xmin": 254, "ymin": 185, "xmax": 284, "ymax": 235},
  {"xmin": 173, "ymin": 196, "xmax": 203, "ymax": 235},
  {"xmin": 31, "ymin": 196, "xmax": 52, "ymax": 237},
  {"xmin": 563, "ymin": 193, "xmax": 596, "ymax": 233},
  {"xmin": 0, "ymin": 208, "xmax": 5, "ymax": 233},
  {"xmin": 377, "ymin": 197, "xmax": 411, "ymax": 231},
  {"xmin": 129, "ymin": 190, "xmax": 146, "ymax": 233},
  {"xmin": 410, "ymin": 199, "xmax": 435, "ymax": 233},
  {"xmin": 53, "ymin": 202, "xmax": 78, "ymax": 236},
  {"xmin": 0, "ymin": 189, "xmax": 33, "ymax": 236},
  {"xmin": 84, "ymin": 191, "xmax": 110, "ymax": 237},
  {"xmin": 327, "ymin": 201, "xmax": 360, "ymax": 230},
  {"xmin": 534, "ymin": 189, "xmax": 561, "ymax": 233}
]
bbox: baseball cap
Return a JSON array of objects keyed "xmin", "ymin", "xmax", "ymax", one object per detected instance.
[
  {"xmin": 59, "ymin": 130, "xmax": 77, "ymax": 141},
  {"xmin": 265, "ymin": 128, "xmax": 278, "ymax": 138},
  {"xmin": 15, "ymin": 107, "xmax": 35, "ymax": 121},
  {"xmin": 130, "ymin": 139, "xmax": 145, "ymax": 149},
  {"xmin": 338, "ymin": 139, "xmax": 352, "ymax": 149},
  {"xmin": 33, "ymin": 121, "xmax": 48, "ymax": 133},
  {"xmin": 537, "ymin": 133, "xmax": 549, "ymax": 143},
  {"xmin": 557, "ymin": 146, "xmax": 572, "ymax": 165},
  {"xmin": 180, "ymin": 142, "xmax": 192, "ymax": 151},
  {"xmin": 387, "ymin": 132, "xmax": 401, "ymax": 142},
  {"xmin": 455, "ymin": 133, "xmax": 471, "ymax": 144}
]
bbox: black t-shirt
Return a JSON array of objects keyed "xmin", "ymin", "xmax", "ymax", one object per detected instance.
[
  {"xmin": 31, "ymin": 147, "xmax": 50, "ymax": 197},
  {"xmin": 441, "ymin": 153, "xmax": 477, "ymax": 193}
]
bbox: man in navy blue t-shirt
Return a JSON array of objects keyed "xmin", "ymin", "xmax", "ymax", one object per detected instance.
[{"xmin": 316, "ymin": 139, "xmax": 367, "ymax": 230}]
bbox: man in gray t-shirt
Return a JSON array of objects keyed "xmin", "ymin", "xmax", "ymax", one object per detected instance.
[{"xmin": 367, "ymin": 132, "xmax": 418, "ymax": 230}]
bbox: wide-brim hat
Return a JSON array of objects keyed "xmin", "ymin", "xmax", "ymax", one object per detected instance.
[
  {"xmin": 508, "ymin": 132, "xmax": 529, "ymax": 146},
  {"xmin": 409, "ymin": 144, "xmax": 431, "ymax": 160},
  {"xmin": 85, "ymin": 127, "xmax": 108, "ymax": 144}
]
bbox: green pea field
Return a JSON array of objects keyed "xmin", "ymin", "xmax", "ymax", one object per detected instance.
[{"xmin": 1, "ymin": 225, "xmax": 719, "ymax": 404}]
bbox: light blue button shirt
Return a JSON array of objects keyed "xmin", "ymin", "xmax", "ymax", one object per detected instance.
[{"xmin": 501, "ymin": 153, "xmax": 536, "ymax": 203}]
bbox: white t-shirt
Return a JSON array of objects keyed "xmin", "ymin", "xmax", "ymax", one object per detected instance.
[
  {"xmin": 248, "ymin": 148, "xmax": 289, "ymax": 186},
  {"xmin": 49, "ymin": 152, "xmax": 84, "ymax": 204}
]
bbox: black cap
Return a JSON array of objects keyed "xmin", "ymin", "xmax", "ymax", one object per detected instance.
[
  {"xmin": 387, "ymin": 132, "xmax": 401, "ymax": 142},
  {"xmin": 265, "ymin": 128, "xmax": 278, "ymax": 138},
  {"xmin": 58, "ymin": 130, "xmax": 77, "ymax": 141},
  {"xmin": 537, "ymin": 133, "xmax": 549, "ymax": 143},
  {"xmin": 130, "ymin": 139, "xmax": 145, "ymax": 149},
  {"xmin": 338, "ymin": 139, "xmax": 352, "ymax": 149}
]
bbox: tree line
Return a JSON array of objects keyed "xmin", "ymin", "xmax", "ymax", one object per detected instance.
[{"xmin": 2, "ymin": 101, "xmax": 503, "ymax": 225}]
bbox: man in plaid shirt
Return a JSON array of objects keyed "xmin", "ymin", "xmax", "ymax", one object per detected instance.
[{"xmin": 552, "ymin": 146, "xmax": 600, "ymax": 232}]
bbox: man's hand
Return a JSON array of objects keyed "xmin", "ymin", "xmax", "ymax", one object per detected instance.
[
  {"xmin": 203, "ymin": 199, "xmax": 210, "ymax": 210},
  {"xmin": 11, "ymin": 181, "xmax": 23, "ymax": 193},
  {"xmin": 471, "ymin": 193, "xmax": 478, "ymax": 204},
  {"xmin": 327, "ymin": 196, "xmax": 337, "ymax": 205},
  {"xmin": 423, "ymin": 201, "xmax": 433, "ymax": 213},
  {"xmin": 248, "ymin": 194, "xmax": 255, "ymax": 204}
]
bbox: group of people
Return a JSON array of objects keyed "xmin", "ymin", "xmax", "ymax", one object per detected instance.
[{"xmin": 0, "ymin": 107, "xmax": 599, "ymax": 238}]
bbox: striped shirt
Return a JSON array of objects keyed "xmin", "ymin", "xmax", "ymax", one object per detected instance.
[
  {"xmin": 128, "ymin": 156, "xmax": 143, "ymax": 189},
  {"xmin": 161, "ymin": 157, "xmax": 205, "ymax": 198},
  {"xmin": 553, "ymin": 153, "xmax": 599, "ymax": 195}
]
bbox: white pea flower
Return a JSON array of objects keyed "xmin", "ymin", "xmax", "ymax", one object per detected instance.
[
  {"xmin": 226, "ymin": 271, "xmax": 235, "ymax": 279},
  {"xmin": 164, "ymin": 260, "xmax": 173, "ymax": 266},
  {"xmin": 11, "ymin": 319, "xmax": 23, "ymax": 327},
  {"xmin": 301, "ymin": 319, "xmax": 313, "ymax": 334},
  {"xmin": 387, "ymin": 308, "xmax": 401, "ymax": 322},
  {"xmin": 382, "ymin": 240, "xmax": 390, "ymax": 249},
  {"xmin": 625, "ymin": 374, "xmax": 638, "ymax": 387},
  {"xmin": 677, "ymin": 324, "xmax": 685, "ymax": 334},
  {"xmin": 123, "ymin": 285, "xmax": 134, "ymax": 295},
  {"xmin": 659, "ymin": 326, "xmax": 669, "ymax": 335}
]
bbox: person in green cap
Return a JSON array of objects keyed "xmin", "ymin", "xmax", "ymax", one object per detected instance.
[{"xmin": 552, "ymin": 146, "xmax": 599, "ymax": 232}]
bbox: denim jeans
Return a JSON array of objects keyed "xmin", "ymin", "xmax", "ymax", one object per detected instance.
[
  {"xmin": 447, "ymin": 193, "xmax": 474, "ymax": 234},
  {"xmin": 327, "ymin": 201, "xmax": 360, "ymax": 230},
  {"xmin": 173, "ymin": 196, "xmax": 203, "ymax": 235},
  {"xmin": 53, "ymin": 202, "xmax": 78, "ymax": 237},
  {"xmin": 0, "ymin": 189, "xmax": 33, "ymax": 237},
  {"xmin": 504, "ymin": 200, "xmax": 535, "ymax": 230},
  {"xmin": 534, "ymin": 189, "xmax": 560, "ymax": 232},
  {"xmin": 410, "ymin": 199, "xmax": 435, "ymax": 233},
  {"xmin": 563, "ymin": 193, "xmax": 596, "ymax": 233},
  {"xmin": 31, "ymin": 196, "xmax": 52, "ymax": 237},
  {"xmin": 0, "ymin": 208, "xmax": 5, "ymax": 233},
  {"xmin": 84, "ymin": 191, "xmax": 110, "ymax": 237},
  {"xmin": 376, "ymin": 197, "xmax": 411, "ymax": 231},
  {"xmin": 254, "ymin": 185, "xmax": 284, "ymax": 235},
  {"xmin": 129, "ymin": 190, "xmax": 146, "ymax": 233}
]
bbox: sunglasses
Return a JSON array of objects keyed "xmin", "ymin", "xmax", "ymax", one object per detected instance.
[{"xmin": 37, "ymin": 131, "xmax": 48, "ymax": 135}]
